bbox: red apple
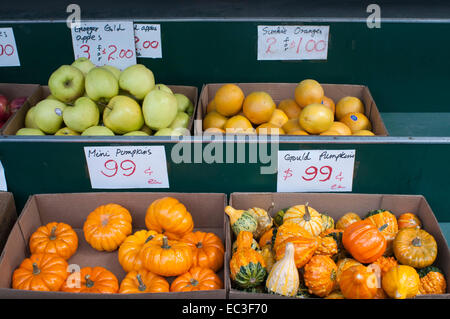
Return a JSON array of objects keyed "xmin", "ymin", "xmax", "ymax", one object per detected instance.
[
  {"xmin": 9, "ymin": 96, "xmax": 27, "ymax": 114},
  {"xmin": 0, "ymin": 95, "xmax": 10, "ymax": 122}
]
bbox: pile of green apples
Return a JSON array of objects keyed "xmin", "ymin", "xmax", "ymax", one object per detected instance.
[{"xmin": 17, "ymin": 58, "xmax": 194, "ymax": 136}]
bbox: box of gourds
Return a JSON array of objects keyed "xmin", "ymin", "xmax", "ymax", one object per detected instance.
[
  {"xmin": 226, "ymin": 193, "xmax": 449, "ymax": 299},
  {"xmin": 0, "ymin": 192, "xmax": 227, "ymax": 298}
]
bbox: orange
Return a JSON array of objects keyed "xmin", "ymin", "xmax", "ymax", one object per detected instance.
[
  {"xmin": 206, "ymin": 99, "xmax": 216, "ymax": 113},
  {"xmin": 288, "ymin": 130, "xmax": 309, "ymax": 135},
  {"xmin": 203, "ymin": 111, "xmax": 228, "ymax": 130},
  {"xmin": 328, "ymin": 121, "xmax": 352, "ymax": 135},
  {"xmin": 243, "ymin": 91, "xmax": 276, "ymax": 125},
  {"xmin": 278, "ymin": 99, "xmax": 302, "ymax": 119},
  {"xmin": 282, "ymin": 118, "xmax": 303, "ymax": 133},
  {"xmin": 353, "ymin": 130, "xmax": 375, "ymax": 136},
  {"xmin": 336, "ymin": 96, "xmax": 365, "ymax": 120},
  {"xmin": 256, "ymin": 123, "xmax": 285, "ymax": 135},
  {"xmin": 294, "ymin": 79, "xmax": 324, "ymax": 108},
  {"xmin": 299, "ymin": 103, "xmax": 334, "ymax": 134},
  {"xmin": 268, "ymin": 109, "xmax": 289, "ymax": 127},
  {"xmin": 224, "ymin": 115, "xmax": 254, "ymax": 134},
  {"xmin": 214, "ymin": 84, "xmax": 245, "ymax": 116},
  {"xmin": 340, "ymin": 112, "xmax": 372, "ymax": 133},
  {"xmin": 321, "ymin": 96, "xmax": 335, "ymax": 114}
]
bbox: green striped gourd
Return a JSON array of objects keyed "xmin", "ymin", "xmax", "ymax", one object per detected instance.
[{"xmin": 225, "ymin": 206, "xmax": 258, "ymax": 237}]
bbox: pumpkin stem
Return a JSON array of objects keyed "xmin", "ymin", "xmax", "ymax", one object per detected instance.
[
  {"xmin": 136, "ymin": 274, "xmax": 146, "ymax": 291},
  {"xmin": 145, "ymin": 235, "xmax": 155, "ymax": 243},
  {"xmin": 304, "ymin": 202, "xmax": 311, "ymax": 222},
  {"xmin": 412, "ymin": 237, "xmax": 422, "ymax": 247},
  {"xmin": 85, "ymin": 275, "xmax": 94, "ymax": 288},
  {"xmin": 189, "ymin": 278, "xmax": 199, "ymax": 287},
  {"xmin": 49, "ymin": 226, "xmax": 57, "ymax": 240},
  {"xmin": 196, "ymin": 242, "xmax": 203, "ymax": 249},
  {"xmin": 32, "ymin": 263, "xmax": 40, "ymax": 275},
  {"xmin": 161, "ymin": 236, "xmax": 171, "ymax": 249},
  {"xmin": 379, "ymin": 223, "xmax": 388, "ymax": 232}
]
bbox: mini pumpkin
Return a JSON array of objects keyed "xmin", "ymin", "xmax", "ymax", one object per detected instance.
[
  {"xmin": 314, "ymin": 236, "xmax": 338, "ymax": 257},
  {"xmin": 336, "ymin": 212, "xmax": 361, "ymax": 230},
  {"xmin": 225, "ymin": 206, "xmax": 258, "ymax": 237},
  {"xmin": 393, "ymin": 228, "xmax": 437, "ymax": 268},
  {"xmin": 266, "ymin": 242, "xmax": 299, "ymax": 297},
  {"xmin": 83, "ymin": 203, "xmax": 132, "ymax": 251},
  {"xmin": 283, "ymin": 203, "xmax": 324, "ymax": 236},
  {"xmin": 12, "ymin": 254, "xmax": 68, "ymax": 291},
  {"xmin": 321, "ymin": 229, "xmax": 345, "ymax": 260},
  {"xmin": 339, "ymin": 265, "xmax": 378, "ymax": 299},
  {"xmin": 365, "ymin": 209, "xmax": 398, "ymax": 255},
  {"xmin": 170, "ymin": 267, "xmax": 223, "ymax": 292},
  {"xmin": 382, "ymin": 265, "xmax": 420, "ymax": 299},
  {"xmin": 119, "ymin": 269, "xmax": 169, "ymax": 293},
  {"xmin": 418, "ymin": 266, "xmax": 447, "ymax": 295},
  {"xmin": 145, "ymin": 197, "xmax": 194, "ymax": 240},
  {"xmin": 304, "ymin": 255, "xmax": 337, "ymax": 297},
  {"xmin": 371, "ymin": 256, "xmax": 398, "ymax": 276},
  {"xmin": 398, "ymin": 212, "xmax": 421, "ymax": 230},
  {"xmin": 247, "ymin": 206, "xmax": 273, "ymax": 239},
  {"xmin": 336, "ymin": 258, "xmax": 362, "ymax": 284},
  {"xmin": 29, "ymin": 222, "xmax": 78, "ymax": 260},
  {"xmin": 180, "ymin": 231, "xmax": 224, "ymax": 272},
  {"xmin": 62, "ymin": 266, "xmax": 119, "ymax": 293}
]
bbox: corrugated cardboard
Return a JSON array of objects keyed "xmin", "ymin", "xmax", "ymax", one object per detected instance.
[
  {"xmin": 195, "ymin": 83, "xmax": 388, "ymax": 136},
  {"xmin": 0, "ymin": 192, "xmax": 227, "ymax": 299},
  {"xmin": 227, "ymin": 193, "xmax": 449, "ymax": 299},
  {"xmin": 0, "ymin": 192, "xmax": 17, "ymax": 254},
  {"xmin": 2, "ymin": 85, "xmax": 198, "ymax": 136}
]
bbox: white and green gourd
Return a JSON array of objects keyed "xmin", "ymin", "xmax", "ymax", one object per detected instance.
[{"xmin": 266, "ymin": 242, "xmax": 299, "ymax": 297}]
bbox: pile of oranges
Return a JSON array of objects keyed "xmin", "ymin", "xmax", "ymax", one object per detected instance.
[{"xmin": 203, "ymin": 80, "xmax": 375, "ymax": 136}]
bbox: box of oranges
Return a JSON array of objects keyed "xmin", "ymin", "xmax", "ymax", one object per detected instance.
[{"xmin": 196, "ymin": 82, "xmax": 388, "ymax": 136}]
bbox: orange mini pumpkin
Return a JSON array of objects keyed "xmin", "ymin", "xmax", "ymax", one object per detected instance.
[
  {"xmin": 145, "ymin": 197, "xmax": 194, "ymax": 240},
  {"xmin": 336, "ymin": 258, "xmax": 362, "ymax": 284},
  {"xmin": 365, "ymin": 210, "xmax": 398, "ymax": 255},
  {"xmin": 180, "ymin": 231, "xmax": 224, "ymax": 272},
  {"xmin": 303, "ymin": 255, "xmax": 337, "ymax": 297},
  {"xmin": 372, "ymin": 256, "xmax": 398, "ymax": 276},
  {"xmin": 12, "ymin": 254, "xmax": 68, "ymax": 291},
  {"xmin": 336, "ymin": 212, "xmax": 361, "ymax": 230},
  {"xmin": 62, "ymin": 266, "xmax": 119, "ymax": 293},
  {"xmin": 119, "ymin": 269, "xmax": 169, "ymax": 293},
  {"xmin": 83, "ymin": 203, "xmax": 132, "ymax": 251},
  {"xmin": 29, "ymin": 222, "xmax": 78, "ymax": 260},
  {"xmin": 398, "ymin": 213, "xmax": 422, "ymax": 230},
  {"xmin": 339, "ymin": 265, "xmax": 378, "ymax": 299},
  {"xmin": 170, "ymin": 267, "xmax": 223, "ymax": 292}
]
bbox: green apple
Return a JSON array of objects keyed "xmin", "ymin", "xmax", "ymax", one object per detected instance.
[
  {"xmin": 45, "ymin": 94, "xmax": 59, "ymax": 101},
  {"xmin": 174, "ymin": 93, "xmax": 193, "ymax": 112},
  {"xmin": 140, "ymin": 124, "xmax": 153, "ymax": 135},
  {"xmin": 85, "ymin": 67, "xmax": 119, "ymax": 104},
  {"xmin": 63, "ymin": 96, "xmax": 99, "ymax": 132},
  {"xmin": 186, "ymin": 103, "xmax": 194, "ymax": 117},
  {"xmin": 119, "ymin": 64, "xmax": 155, "ymax": 100},
  {"xmin": 101, "ymin": 65, "xmax": 121, "ymax": 80},
  {"xmin": 81, "ymin": 126, "xmax": 115, "ymax": 136},
  {"xmin": 153, "ymin": 84, "xmax": 173, "ymax": 94},
  {"xmin": 71, "ymin": 57, "xmax": 95, "ymax": 76},
  {"xmin": 123, "ymin": 131, "xmax": 149, "ymax": 136},
  {"xmin": 25, "ymin": 106, "xmax": 39, "ymax": 129},
  {"xmin": 16, "ymin": 128, "xmax": 45, "ymax": 136},
  {"xmin": 34, "ymin": 99, "xmax": 66, "ymax": 134},
  {"xmin": 103, "ymin": 95, "xmax": 144, "ymax": 134},
  {"xmin": 55, "ymin": 127, "xmax": 80, "ymax": 135},
  {"xmin": 142, "ymin": 89, "xmax": 178, "ymax": 130},
  {"xmin": 48, "ymin": 65, "xmax": 85, "ymax": 103},
  {"xmin": 169, "ymin": 112, "xmax": 190, "ymax": 129},
  {"xmin": 154, "ymin": 127, "xmax": 186, "ymax": 136}
]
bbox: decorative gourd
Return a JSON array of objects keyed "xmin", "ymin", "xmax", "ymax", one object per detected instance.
[
  {"xmin": 225, "ymin": 206, "xmax": 258, "ymax": 237},
  {"xmin": 365, "ymin": 209, "xmax": 398, "ymax": 255},
  {"xmin": 230, "ymin": 231, "xmax": 267, "ymax": 288},
  {"xmin": 259, "ymin": 228, "xmax": 274, "ymax": 248},
  {"xmin": 119, "ymin": 269, "xmax": 169, "ymax": 293},
  {"xmin": 274, "ymin": 209, "xmax": 286, "ymax": 227},
  {"xmin": 325, "ymin": 291, "xmax": 345, "ymax": 299},
  {"xmin": 336, "ymin": 212, "xmax": 361, "ymax": 230},
  {"xmin": 336, "ymin": 258, "xmax": 362, "ymax": 284},
  {"xmin": 145, "ymin": 197, "xmax": 194, "ymax": 240},
  {"xmin": 12, "ymin": 254, "xmax": 68, "ymax": 291},
  {"xmin": 140, "ymin": 236, "xmax": 193, "ymax": 277},
  {"xmin": 314, "ymin": 236, "xmax": 338, "ymax": 257},
  {"xmin": 398, "ymin": 212, "xmax": 421, "ymax": 230},
  {"xmin": 321, "ymin": 214, "xmax": 335, "ymax": 233},
  {"xmin": 247, "ymin": 206, "xmax": 274, "ymax": 239},
  {"xmin": 283, "ymin": 203, "xmax": 324, "ymax": 236},
  {"xmin": 62, "ymin": 266, "xmax": 119, "ymax": 293},
  {"xmin": 274, "ymin": 222, "xmax": 307, "ymax": 248},
  {"xmin": 321, "ymin": 229, "xmax": 345, "ymax": 260},
  {"xmin": 170, "ymin": 267, "xmax": 223, "ymax": 292},
  {"xmin": 243, "ymin": 286, "xmax": 266, "ymax": 293},
  {"xmin": 304, "ymin": 255, "xmax": 337, "ymax": 297},
  {"xmin": 393, "ymin": 228, "xmax": 437, "ymax": 268},
  {"xmin": 260, "ymin": 245, "xmax": 275, "ymax": 273},
  {"xmin": 371, "ymin": 256, "xmax": 398, "ymax": 276},
  {"xmin": 232, "ymin": 238, "xmax": 259, "ymax": 253},
  {"xmin": 342, "ymin": 220, "xmax": 386, "ymax": 263},
  {"xmin": 266, "ymin": 242, "xmax": 299, "ymax": 297},
  {"xmin": 29, "ymin": 222, "xmax": 78, "ymax": 260},
  {"xmin": 418, "ymin": 266, "xmax": 447, "ymax": 295},
  {"xmin": 83, "ymin": 203, "xmax": 132, "ymax": 251},
  {"xmin": 382, "ymin": 265, "xmax": 420, "ymax": 299},
  {"xmin": 180, "ymin": 231, "xmax": 224, "ymax": 272},
  {"xmin": 339, "ymin": 265, "xmax": 378, "ymax": 299}
]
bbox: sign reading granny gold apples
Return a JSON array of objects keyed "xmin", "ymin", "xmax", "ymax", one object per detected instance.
[
  {"xmin": 134, "ymin": 24, "xmax": 162, "ymax": 58},
  {"xmin": 0, "ymin": 28, "xmax": 20, "ymax": 67},
  {"xmin": 84, "ymin": 146, "xmax": 169, "ymax": 189},
  {"xmin": 71, "ymin": 21, "xmax": 136, "ymax": 70}
]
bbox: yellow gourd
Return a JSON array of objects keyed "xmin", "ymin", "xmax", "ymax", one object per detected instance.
[
  {"xmin": 382, "ymin": 265, "xmax": 420, "ymax": 299},
  {"xmin": 266, "ymin": 242, "xmax": 299, "ymax": 297}
]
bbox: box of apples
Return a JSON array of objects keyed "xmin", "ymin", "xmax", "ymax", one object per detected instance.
[{"xmin": 3, "ymin": 58, "xmax": 197, "ymax": 137}]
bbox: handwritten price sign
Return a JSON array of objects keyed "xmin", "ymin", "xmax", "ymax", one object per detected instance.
[
  {"xmin": 0, "ymin": 28, "xmax": 20, "ymax": 67},
  {"xmin": 71, "ymin": 21, "xmax": 136, "ymax": 70},
  {"xmin": 257, "ymin": 25, "xmax": 329, "ymax": 60},
  {"xmin": 84, "ymin": 146, "xmax": 169, "ymax": 189},
  {"xmin": 134, "ymin": 24, "xmax": 162, "ymax": 58},
  {"xmin": 277, "ymin": 150, "xmax": 355, "ymax": 192}
]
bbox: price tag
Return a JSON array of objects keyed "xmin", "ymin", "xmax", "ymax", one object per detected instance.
[
  {"xmin": 71, "ymin": 21, "xmax": 136, "ymax": 70},
  {"xmin": 257, "ymin": 25, "xmax": 329, "ymax": 60},
  {"xmin": 134, "ymin": 24, "xmax": 162, "ymax": 58},
  {"xmin": 277, "ymin": 150, "xmax": 355, "ymax": 192},
  {"xmin": 84, "ymin": 146, "xmax": 169, "ymax": 189},
  {"xmin": 0, "ymin": 28, "xmax": 20, "ymax": 67}
]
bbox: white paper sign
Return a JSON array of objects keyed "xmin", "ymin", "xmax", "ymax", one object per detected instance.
[
  {"xmin": 0, "ymin": 161, "xmax": 7, "ymax": 191},
  {"xmin": 71, "ymin": 21, "xmax": 136, "ymax": 70},
  {"xmin": 84, "ymin": 146, "xmax": 169, "ymax": 189},
  {"xmin": 257, "ymin": 25, "xmax": 329, "ymax": 60},
  {"xmin": 277, "ymin": 150, "xmax": 355, "ymax": 192},
  {"xmin": 134, "ymin": 24, "xmax": 162, "ymax": 58},
  {"xmin": 0, "ymin": 28, "xmax": 20, "ymax": 67}
]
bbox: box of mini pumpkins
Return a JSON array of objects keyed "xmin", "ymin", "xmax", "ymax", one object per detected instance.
[
  {"xmin": 0, "ymin": 192, "xmax": 227, "ymax": 298},
  {"xmin": 226, "ymin": 193, "xmax": 449, "ymax": 299}
]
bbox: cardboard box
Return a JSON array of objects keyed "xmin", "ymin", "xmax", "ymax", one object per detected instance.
[
  {"xmin": 2, "ymin": 85, "xmax": 198, "ymax": 136},
  {"xmin": 0, "ymin": 83, "xmax": 41, "ymax": 134},
  {"xmin": 0, "ymin": 192, "xmax": 227, "ymax": 298},
  {"xmin": 0, "ymin": 192, "xmax": 17, "ymax": 255},
  {"xmin": 226, "ymin": 193, "xmax": 449, "ymax": 299},
  {"xmin": 196, "ymin": 83, "xmax": 388, "ymax": 136}
]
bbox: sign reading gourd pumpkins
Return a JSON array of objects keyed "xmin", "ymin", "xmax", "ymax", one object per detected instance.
[
  {"xmin": 84, "ymin": 146, "xmax": 169, "ymax": 189},
  {"xmin": 277, "ymin": 150, "xmax": 355, "ymax": 192}
]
